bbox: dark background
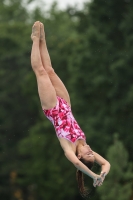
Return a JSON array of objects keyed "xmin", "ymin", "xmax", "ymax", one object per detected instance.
[{"xmin": 0, "ymin": 0, "xmax": 133, "ymax": 199}]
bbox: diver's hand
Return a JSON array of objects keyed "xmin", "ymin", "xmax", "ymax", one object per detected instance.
[
  {"xmin": 100, "ymin": 172, "xmax": 106, "ymax": 182},
  {"xmin": 93, "ymin": 175, "xmax": 103, "ymax": 187}
]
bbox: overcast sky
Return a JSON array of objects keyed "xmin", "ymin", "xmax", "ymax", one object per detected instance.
[
  {"xmin": 28, "ymin": 0, "xmax": 91, "ymax": 10},
  {"xmin": 45, "ymin": 0, "xmax": 87, "ymax": 9}
]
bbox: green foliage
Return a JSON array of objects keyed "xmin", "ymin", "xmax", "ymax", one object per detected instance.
[
  {"xmin": 97, "ymin": 134, "xmax": 133, "ymax": 200},
  {"xmin": 18, "ymin": 121, "xmax": 77, "ymax": 200},
  {"xmin": 1, "ymin": 0, "xmax": 133, "ymax": 199},
  {"xmin": 66, "ymin": 0, "xmax": 133, "ymax": 157},
  {"xmin": 0, "ymin": 0, "xmax": 29, "ymax": 23}
]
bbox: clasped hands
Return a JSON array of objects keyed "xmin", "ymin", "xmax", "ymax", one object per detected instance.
[{"xmin": 93, "ymin": 172, "xmax": 106, "ymax": 187}]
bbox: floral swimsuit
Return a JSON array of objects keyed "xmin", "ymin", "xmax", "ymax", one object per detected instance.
[{"xmin": 43, "ymin": 96, "xmax": 86, "ymax": 143}]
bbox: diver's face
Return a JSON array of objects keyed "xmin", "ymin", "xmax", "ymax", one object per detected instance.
[{"xmin": 79, "ymin": 145, "xmax": 95, "ymax": 162}]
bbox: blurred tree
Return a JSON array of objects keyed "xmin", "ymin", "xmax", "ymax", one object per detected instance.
[
  {"xmin": 1, "ymin": 0, "xmax": 133, "ymax": 199},
  {"xmin": 0, "ymin": 0, "xmax": 29, "ymax": 23},
  {"xmin": 66, "ymin": 0, "xmax": 133, "ymax": 159},
  {"xmin": 0, "ymin": 0, "xmax": 32, "ymax": 199},
  {"xmin": 97, "ymin": 134, "xmax": 133, "ymax": 200}
]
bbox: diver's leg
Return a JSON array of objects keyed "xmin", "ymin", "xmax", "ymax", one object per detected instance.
[
  {"xmin": 31, "ymin": 21, "xmax": 57, "ymax": 109},
  {"xmin": 39, "ymin": 22, "xmax": 71, "ymax": 106}
]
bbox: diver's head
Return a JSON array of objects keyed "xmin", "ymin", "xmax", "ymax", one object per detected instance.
[{"xmin": 77, "ymin": 144, "xmax": 95, "ymax": 166}]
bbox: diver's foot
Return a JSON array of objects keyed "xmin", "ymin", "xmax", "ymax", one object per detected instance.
[
  {"xmin": 40, "ymin": 22, "xmax": 46, "ymax": 42},
  {"xmin": 31, "ymin": 21, "xmax": 40, "ymax": 41}
]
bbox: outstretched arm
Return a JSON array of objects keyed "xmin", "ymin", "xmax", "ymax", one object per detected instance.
[
  {"xmin": 65, "ymin": 150, "xmax": 103, "ymax": 186},
  {"xmin": 93, "ymin": 151, "xmax": 111, "ymax": 177}
]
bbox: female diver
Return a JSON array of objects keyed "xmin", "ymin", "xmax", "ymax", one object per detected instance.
[{"xmin": 31, "ymin": 21, "xmax": 110, "ymax": 197}]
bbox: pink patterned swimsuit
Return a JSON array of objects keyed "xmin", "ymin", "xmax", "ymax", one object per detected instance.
[{"xmin": 43, "ymin": 96, "xmax": 86, "ymax": 143}]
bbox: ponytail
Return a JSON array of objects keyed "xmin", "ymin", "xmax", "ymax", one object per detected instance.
[
  {"xmin": 76, "ymin": 170, "xmax": 89, "ymax": 198},
  {"xmin": 76, "ymin": 159, "xmax": 94, "ymax": 198}
]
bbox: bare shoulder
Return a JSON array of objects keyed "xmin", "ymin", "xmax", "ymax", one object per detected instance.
[
  {"xmin": 93, "ymin": 151, "xmax": 109, "ymax": 166},
  {"xmin": 58, "ymin": 138, "xmax": 80, "ymax": 164},
  {"xmin": 58, "ymin": 138, "xmax": 76, "ymax": 152}
]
